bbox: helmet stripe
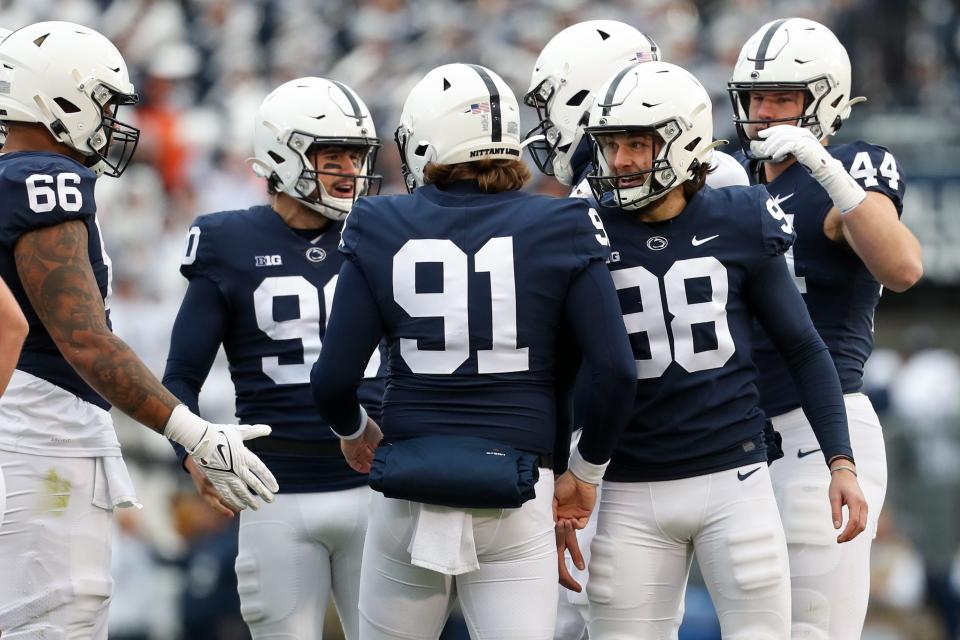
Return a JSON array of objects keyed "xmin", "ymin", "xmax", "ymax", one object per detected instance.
[
  {"xmin": 601, "ymin": 63, "xmax": 639, "ymax": 116},
  {"xmin": 754, "ymin": 19, "xmax": 788, "ymax": 70},
  {"xmin": 466, "ymin": 64, "xmax": 501, "ymax": 143},
  {"xmin": 330, "ymin": 79, "xmax": 364, "ymax": 126}
]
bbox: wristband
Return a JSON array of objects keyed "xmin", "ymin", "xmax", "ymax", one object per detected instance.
[
  {"xmin": 162, "ymin": 405, "xmax": 207, "ymax": 451},
  {"xmin": 830, "ymin": 465, "xmax": 857, "ymax": 477},
  {"xmin": 332, "ymin": 405, "xmax": 368, "ymax": 440},
  {"xmin": 567, "ymin": 446, "xmax": 608, "ymax": 485}
]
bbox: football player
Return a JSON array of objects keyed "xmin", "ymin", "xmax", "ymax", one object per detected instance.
[
  {"xmin": 728, "ymin": 17, "xmax": 923, "ymax": 638},
  {"xmin": 524, "ymin": 19, "xmax": 749, "ymax": 196},
  {"xmin": 0, "ymin": 21, "xmax": 277, "ymax": 638},
  {"xmin": 0, "ymin": 276, "xmax": 27, "ymax": 396},
  {"xmin": 523, "ymin": 20, "xmax": 751, "ymax": 638},
  {"xmin": 162, "ymin": 77, "xmax": 385, "ymax": 640},
  {"xmin": 573, "ymin": 60, "xmax": 868, "ymax": 639},
  {"xmin": 310, "ymin": 63, "xmax": 637, "ymax": 640}
]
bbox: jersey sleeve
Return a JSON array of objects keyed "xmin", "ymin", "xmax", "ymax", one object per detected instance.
[
  {"xmin": 753, "ymin": 185, "xmax": 796, "ymax": 259},
  {"xmin": 569, "ymin": 200, "xmax": 612, "ymax": 268},
  {"xmin": 178, "ymin": 215, "xmax": 223, "ymax": 283},
  {"xmin": 339, "ymin": 198, "xmax": 367, "ymax": 261},
  {"xmin": 0, "ymin": 156, "xmax": 98, "ymax": 250},
  {"xmin": 838, "ymin": 142, "xmax": 906, "ymax": 216}
]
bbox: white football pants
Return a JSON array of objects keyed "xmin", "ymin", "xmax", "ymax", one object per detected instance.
[
  {"xmin": 0, "ymin": 452, "xmax": 113, "ymax": 640},
  {"xmin": 358, "ymin": 472, "xmax": 558, "ymax": 640},
  {"xmin": 769, "ymin": 392, "xmax": 888, "ymax": 640},
  {"xmin": 587, "ymin": 464, "xmax": 791, "ymax": 640},
  {"xmin": 236, "ymin": 485, "xmax": 371, "ymax": 640}
]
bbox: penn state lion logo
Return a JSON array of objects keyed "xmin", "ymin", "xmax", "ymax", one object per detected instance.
[
  {"xmin": 646, "ymin": 236, "xmax": 668, "ymax": 251},
  {"xmin": 305, "ymin": 247, "xmax": 327, "ymax": 262}
]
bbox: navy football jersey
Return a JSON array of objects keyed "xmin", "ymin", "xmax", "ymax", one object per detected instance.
[
  {"xmin": 0, "ymin": 151, "xmax": 111, "ymax": 409},
  {"xmin": 180, "ymin": 206, "xmax": 385, "ymax": 491},
  {"xmin": 737, "ymin": 141, "xmax": 907, "ymax": 416},
  {"xmin": 593, "ymin": 185, "xmax": 795, "ymax": 481},
  {"xmin": 339, "ymin": 183, "xmax": 610, "ymax": 455}
]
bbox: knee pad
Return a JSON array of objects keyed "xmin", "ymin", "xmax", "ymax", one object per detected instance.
[{"xmin": 790, "ymin": 588, "xmax": 831, "ymax": 638}]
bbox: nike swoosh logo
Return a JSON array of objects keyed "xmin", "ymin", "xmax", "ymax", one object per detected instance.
[
  {"xmin": 773, "ymin": 192, "xmax": 794, "ymax": 207},
  {"xmin": 216, "ymin": 443, "xmax": 231, "ymax": 469},
  {"xmin": 691, "ymin": 234, "xmax": 719, "ymax": 246},
  {"xmin": 737, "ymin": 467, "xmax": 760, "ymax": 481},
  {"xmin": 797, "ymin": 448, "xmax": 821, "ymax": 459}
]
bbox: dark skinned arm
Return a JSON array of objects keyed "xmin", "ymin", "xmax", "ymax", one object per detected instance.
[{"xmin": 14, "ymin": 219, "xmax": 178, "ymax": 431}]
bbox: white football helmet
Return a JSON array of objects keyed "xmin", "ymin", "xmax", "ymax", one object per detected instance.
[
  {"xmin": 728, "ymin": 18, "xmax": 864, "ymax": 157},
  {"xmin": 0, "ymin": 27, "xmax": 9, "ymax": 147},
  {"xmin": 0, "ymin": 21, "xmax": 139, "ymax": 176},
  {"xmin": 395, "ymin": 63, "xmax": 522, "ymax": 192},
  {"xmin": 250, "ymin": 77, "xmax": 381, "ymax": 221},
  {"xmin": 585, "ymin": 61, "xmax": 714, "ymax": 210},
  {"xmin": 524, "ymin": 20, "xmax": 660, "ymax": 186}
]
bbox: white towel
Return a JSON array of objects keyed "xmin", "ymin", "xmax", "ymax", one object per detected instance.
[
  {"xmin": 92, "ymin": 455, "xmax": 141, "ymax": 510},
  {"xmin": 408, "ymin": 503, "xmax": 479, "ymax": 575}
]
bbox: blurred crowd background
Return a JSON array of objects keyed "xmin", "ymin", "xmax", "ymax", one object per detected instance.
[{"xmin": 3, "ymin": 0, "xmax": 959, "ymax": 638}]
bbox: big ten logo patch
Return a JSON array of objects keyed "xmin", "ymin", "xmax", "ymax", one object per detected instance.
[{"xmin": 255, "ymin": 255, "xmax": 283, "ymax": 267}]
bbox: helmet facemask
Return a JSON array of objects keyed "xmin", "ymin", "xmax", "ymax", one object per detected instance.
[
  {"xmin": 523, "ymin": 76, "xmax": 593, "ymax": 184},
  {"xmin": 728, "ymin": 77, "xmax": 834, "ymax": 161},
  {"xmin": 586, "ymin": 121, "xmax": 684, "ymax": 211},
  {"xmin": 287, "ymin": 131, "xmax": 382, "ymax": 218},
  {"xmin": 85, "ymin": 82, "xmax": 140, "ymax": 177},
  {"xmin": 522, "ymin": 77, "xmax": 564, "ymax": 177},
  {"xmin": 393, "ymin": 124, "xmax": 422, "ymax": 193}
]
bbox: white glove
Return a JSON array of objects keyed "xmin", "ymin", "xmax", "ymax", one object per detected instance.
[
  {"xmin": 751, "ymin": 125, "xmax": 866, "ymax": 213},
  {"xmin": 164, "ymin": 405, "xmax": 280, "ymax": 511}
]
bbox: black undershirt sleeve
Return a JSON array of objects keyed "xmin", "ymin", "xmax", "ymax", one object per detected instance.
[{"xmin": 745, "ymin": 254, "xmax": 853, "ymax": 462}]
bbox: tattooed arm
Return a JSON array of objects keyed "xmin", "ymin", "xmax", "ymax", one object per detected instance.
[
  {"xmin": 14, "ymin": 219, "xmax": 280, "ymax": 508},
  {"xmin": 14, "ymin": 219, "xmax": 179, "ymax": 430},
  {"xmin": 0, "ymin": 275, "xmax": 28, "ymax": 396}
]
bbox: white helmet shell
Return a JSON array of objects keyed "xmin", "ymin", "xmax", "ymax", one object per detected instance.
[
  {"xmin": 251, "ymin": 77, "xmax": 381, "ymax": 221},
  {"xmin": 0, "ymin": 27, "xmax": 9, "ymax": 147},
  {"xmin": 728, "ymin": 18, "xmax": 863, "ymax": 154},
  {"xmin": 0, "ymin": 21, "xmax": 140, "ymax": 176},
  {"xmin": 395, "ymin": 63, "xmax": 522, "ymax": 192},
  {"xmin": 586, "ymin": 61, "xmax": 713, "ymax": 210},
  {"xmin": 524, "ymin": 20, "xmax": 660, "ymax": 186}
]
